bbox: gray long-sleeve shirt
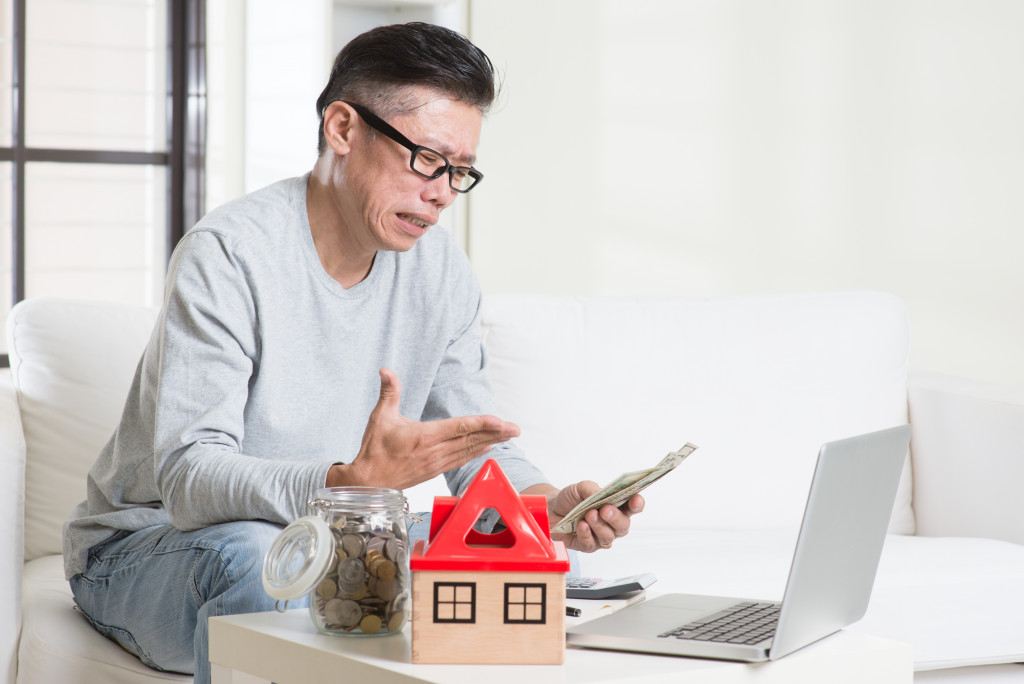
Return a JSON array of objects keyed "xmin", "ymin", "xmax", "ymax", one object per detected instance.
[{"xmin": 63, "ymin": 175, "xmax": 549, "ymax": 579}]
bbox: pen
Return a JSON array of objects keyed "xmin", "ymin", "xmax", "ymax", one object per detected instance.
[{"xmin": 565, "ymin": 606, "xmax": 581, "ymax": 617}]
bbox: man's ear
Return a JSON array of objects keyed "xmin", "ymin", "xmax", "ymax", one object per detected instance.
[{"xmin": 322, "ymin": 101, "xmax": 358, "ymax": 156}]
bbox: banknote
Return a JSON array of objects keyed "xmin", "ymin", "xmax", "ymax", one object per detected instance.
[{"xmin": 550, "ymin": 443, "xmax": 698, "ymax": 535}]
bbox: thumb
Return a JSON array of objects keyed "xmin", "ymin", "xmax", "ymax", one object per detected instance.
[
  {"xmin": 571, "ymin": 480, "xmax": 600, "ymax": 501},
  {"xmin": 375, "ymin": 368, "xmax": 402, "ymax": 413}
]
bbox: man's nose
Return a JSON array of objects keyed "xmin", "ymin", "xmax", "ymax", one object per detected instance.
[{"xmin": 422, "ymin": 171, "xmax": 456, "ymax": 207}]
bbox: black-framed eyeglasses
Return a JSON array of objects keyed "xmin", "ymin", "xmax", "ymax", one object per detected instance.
[{"xmin": 342, "ymin": 101, "xmax": 483, "ymax": 193}]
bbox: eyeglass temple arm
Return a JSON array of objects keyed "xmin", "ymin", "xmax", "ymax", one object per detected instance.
[{"xmin": 339, "ymin": 101, "xmax": 419, "ymax": 152}]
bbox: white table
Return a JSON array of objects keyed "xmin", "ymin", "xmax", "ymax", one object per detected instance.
[{"xmin": 209, "ymin": 608, "xmax": 912, "ymax": 684}]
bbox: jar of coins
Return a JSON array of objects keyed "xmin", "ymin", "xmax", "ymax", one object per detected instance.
[{"xmin": 262, "ymin": 487, "xmax": 411, "ymax": 637}]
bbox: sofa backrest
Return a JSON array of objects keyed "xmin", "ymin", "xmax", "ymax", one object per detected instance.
[
  {"xmin": 7, "ymin": 291, "xmax": 913, "ymax": 562},
  {"xmin": 471, "ymin": 292, "xmax": 914, "ymax": 536},
  {"xmin": 7, "ymin": 298, "xmax": 158, "ymax": 561}
]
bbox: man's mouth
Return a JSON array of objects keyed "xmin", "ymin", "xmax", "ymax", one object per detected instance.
[{"xmin": 398, "ymin": 213, "xmax": 432, "ymax": 230}]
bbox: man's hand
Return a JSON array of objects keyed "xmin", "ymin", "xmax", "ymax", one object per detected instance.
[
  {"xmin": 522, "ymin": 482, "xmax": 645, "ymax": 553},
  {"xmin": 326, "ymin": 368, "xmax": 520, "ymax": 489}
]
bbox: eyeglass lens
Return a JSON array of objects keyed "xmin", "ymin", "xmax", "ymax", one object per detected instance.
[{"xmin": 411, "ymin": 149, "xmax": 479, "ymax": 192}]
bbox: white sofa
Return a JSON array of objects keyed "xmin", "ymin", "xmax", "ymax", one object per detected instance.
[{"xmin": 3, "ymin": 293, "xmax": 1024, "ymax": 684}]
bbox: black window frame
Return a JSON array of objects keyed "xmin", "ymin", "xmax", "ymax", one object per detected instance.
[
  {"xmin": 503, "ymin": 582, "xmax": 547, "ymax": 624},
  {"xmin": 433, "ymin": 581, "xmax": 477, "ymax": 624},
  {"xmin": 1, "ymin": 0, "xmax": 206, "ymax": 368}
]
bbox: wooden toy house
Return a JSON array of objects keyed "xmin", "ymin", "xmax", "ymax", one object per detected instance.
[{"xmin": 410, "ymin": 459, "xmax": 571, "ymax": 664}]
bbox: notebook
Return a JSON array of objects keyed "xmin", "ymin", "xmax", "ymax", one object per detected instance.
[{"xmin": 566, "ymin": 424, "xmax": 912, "ymax": 662}]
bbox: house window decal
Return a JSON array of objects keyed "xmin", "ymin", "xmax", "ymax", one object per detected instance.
[
  {"xmin": 433, "ymin": 582, "xmax": 476, "ymax": 623},
  {"xmin": 504, "ymin": 583, "xmax": 546, "ymax": 624}
]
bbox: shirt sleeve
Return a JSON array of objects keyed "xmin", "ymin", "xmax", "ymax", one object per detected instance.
[{"xmin": 148, "ymin": 230, "xmax": 331, "ymax": 531}]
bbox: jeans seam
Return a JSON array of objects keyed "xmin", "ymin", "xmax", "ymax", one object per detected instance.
[
  {"xmin": 189, "ymin": 544, "xmax": 240, "ymax": 607},
  {"xmin": 74, "ymin": 600, "xmax": 170, "ymax": 672},
  {"xmin": 188, "ymin": 548, "xmax": 205, "ymax": 606}
]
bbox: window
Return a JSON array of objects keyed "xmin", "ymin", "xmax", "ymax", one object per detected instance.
[
  {"xmin": 0, "ymin": 0, "xmax": 205, "ymax": 366},
  {"xmin": 504, "ymin": 583, "xmax": 546, "ymax": 624},
  {"xmin": 433, "ymin": 582, "xmax": 476, "ymax": 624}
]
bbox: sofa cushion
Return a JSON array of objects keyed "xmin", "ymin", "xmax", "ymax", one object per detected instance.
[
  {"xmin": 909, "ymin": 372, "xmax": 1024, "ymax": 545},
  {"xmin": 6, "ymin": 299, "xmax": 158, "ymax": 562},
  {"xmin": 475, "ymin": 292, "xmax": 914, "ymax": 535},
  {"xmin": 19, "ymin": 555, "xmax": 191, "ymax": 683}
]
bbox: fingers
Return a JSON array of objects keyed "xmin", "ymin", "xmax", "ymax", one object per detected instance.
[
  {"xmin": 420, "ymin": 415, "xmax": 520, "ymax": 470},
  {"xmin": 573, "ymin": 493, "xmax": 644, "ymax": 552}
]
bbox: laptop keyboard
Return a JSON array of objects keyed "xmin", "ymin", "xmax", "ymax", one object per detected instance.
[{"xmin": 658, "ymin": 601, "xmax": 780, "ymax": 645}]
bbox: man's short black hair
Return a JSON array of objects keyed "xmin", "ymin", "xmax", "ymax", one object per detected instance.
[{"xmin": 315, "ymin": 22, "xmax": 497, "ymax": 155}]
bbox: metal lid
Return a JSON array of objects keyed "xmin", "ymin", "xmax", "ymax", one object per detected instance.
[{"xmin": 261, "ymin": 515, "xmax": 334, "ymax": 602}]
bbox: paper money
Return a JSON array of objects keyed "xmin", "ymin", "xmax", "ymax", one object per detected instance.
[{"xmin": 550, "ymin": 443, "xmax": 698, "ymax": 535}]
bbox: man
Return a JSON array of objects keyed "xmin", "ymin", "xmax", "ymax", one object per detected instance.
[{"xmin": 64, "ymin": 22, "xmax": 643, "ymax": 683}]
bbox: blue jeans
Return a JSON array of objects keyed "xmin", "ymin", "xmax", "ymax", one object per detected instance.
[
  {"xmin": 70, "ymin": 521, "xmax": 292, "ymax": 683},
  {"xmin": 69, "ymin": 515, "xmax": 437, "ymax": 684}
]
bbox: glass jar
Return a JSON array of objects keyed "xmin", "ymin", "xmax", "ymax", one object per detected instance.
[{"xmin": 262, "ymin": 487, "xmax": 411, "ymax": 636}]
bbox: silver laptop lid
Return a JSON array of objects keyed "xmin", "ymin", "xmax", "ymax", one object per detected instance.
[{"xmin": 769, "ymin": 424, "xmax": 910, "ymax": 659}]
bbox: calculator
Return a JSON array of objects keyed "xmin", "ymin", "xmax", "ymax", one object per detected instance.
[{"xmin": 565, "ymin": 572, "xmax": 657, "ymax": 599}]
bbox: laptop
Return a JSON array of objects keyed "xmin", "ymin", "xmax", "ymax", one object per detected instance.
[{"xmin": 566, "ymin": 424, "xmax": 912, "ymax": 662}]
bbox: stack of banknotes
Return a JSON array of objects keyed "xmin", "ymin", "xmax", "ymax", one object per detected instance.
[{"xmin": 550, "ymin": 443, "xmax": 698, "ymax": 534}]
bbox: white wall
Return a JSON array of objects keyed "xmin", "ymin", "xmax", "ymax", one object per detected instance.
[
  {"xmin": 206, "ymin": 0, "xmax": 247, "ymax": 211},
  {"xmin": 244, "ymin": 0, "xmax": 331, "ymax": 193},
  {"xmin": 467, "ymin": 0, "xmax": 1024, "ymax": 387}
]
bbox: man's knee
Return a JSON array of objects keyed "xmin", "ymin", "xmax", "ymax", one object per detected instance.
[{"xmin": 190, "ymin": 520, "xmax": 283, "ymax": 603}]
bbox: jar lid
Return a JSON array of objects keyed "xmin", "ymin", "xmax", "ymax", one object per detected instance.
[{"xmin": 261, "ymin": 515, "xmax": 334, "ymax": 601}]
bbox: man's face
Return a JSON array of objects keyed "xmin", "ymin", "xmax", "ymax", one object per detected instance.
[{"xmin": 336, "ymin": 93, "xmax": 482, "ymax": 253}]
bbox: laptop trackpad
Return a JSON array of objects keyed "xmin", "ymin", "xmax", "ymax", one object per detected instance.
[{"xmin": 571, "ymin": 594, "xmax": 740, "ymax": 636}]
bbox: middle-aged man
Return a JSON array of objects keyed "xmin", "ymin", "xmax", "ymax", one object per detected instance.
[{"xmin": 63, "ymin": 22, "xmax": 644, "ymax": 684}]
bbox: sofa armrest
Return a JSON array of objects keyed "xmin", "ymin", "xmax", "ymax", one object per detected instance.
[
  {"xmin": 909, "ymin": 371, "xmax": 1024, "ymax": 545},
  {"xmin": 0, "ymin": 372, "xmax": 26, "ymax": 684}
]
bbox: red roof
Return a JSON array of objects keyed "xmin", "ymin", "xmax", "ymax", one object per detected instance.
[{"xmin": 410, "ymin": 459, "xmax": 570, "ymax": 572}]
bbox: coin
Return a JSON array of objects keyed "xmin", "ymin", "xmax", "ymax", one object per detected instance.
[
  {"xmin": 324, "ymin": 598, "xmax": 361, "ymax": 627},
  {"xmin": 367, "ymin": 535, "xmax": 387, "ymax": 555},
  {"xmin": 365, "ymin": 550, "xmax": 383, "ymax": 572},
  {"xmin": 360, "ymin": 614, "xmax": 382, "ymax": 634},
  {"xmin": 341, "ymin": 533, "xmax": 366, "ymax": 558},
  {"xmin": 388, "ymin": 592, "xmax": 408, "ymax": 613},
  {"xmin": 345, "ymin": 583, "xmax": 367, "ymax": 601},
  {"xmin": 338, "ymin": 557, "xmax": 364, "ymax": 584},
  {"xmin": 316, "ymin": 577, "xmax": 338, "ymax": 600},
  {"xmin": 343, "ymin": 515, "xmax": 370, "ymax": 533},
  {"xmin": 375, "ymin": 559, "xmax": 396, "ymax": 582},
  {"xmin": 376, "ymin": 578, "xmax": 398, "ymax": 601},
  {"xmin": 387, "ymin": 610, "xmax": 405, "ymax": 632}
]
